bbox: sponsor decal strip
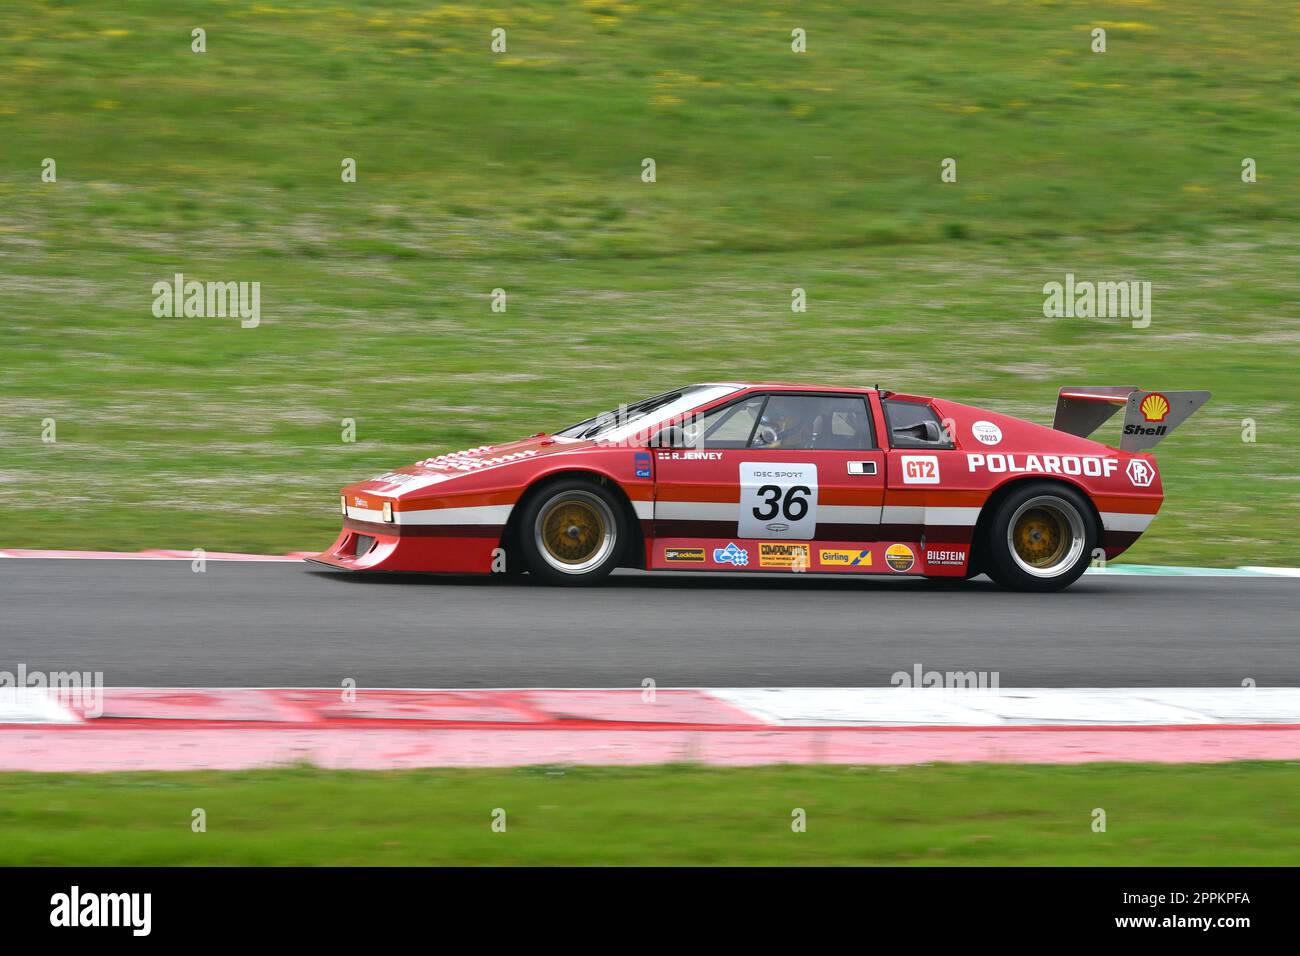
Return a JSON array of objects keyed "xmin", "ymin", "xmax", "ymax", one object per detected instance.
[{"xmin": 653, "ymin": 539, "xmax": 921, "ymax": 572}]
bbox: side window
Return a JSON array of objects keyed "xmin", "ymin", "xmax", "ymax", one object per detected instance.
[
  {"xmin": 681, "ymin": 396, "xmax": 766, "ymax": 449},
  {"xmin": 883, "ymin": 399, "xmax": 953, "ymax": 449},
  {"xmin": 750, "ymin": 395, "xmax": 874, "ymax": 450}
]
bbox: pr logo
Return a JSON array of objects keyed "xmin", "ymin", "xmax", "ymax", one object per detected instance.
[{"xmin": 1126, "ymin": 459, "xmax": 1155, "ymax": 488}]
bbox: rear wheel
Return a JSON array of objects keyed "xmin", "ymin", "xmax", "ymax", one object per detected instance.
[
  {"xmin": 517, "ymin": 479, "xmax": 627, "ymax": 586},
  {"xmin": 983, "ymin": 482, "xmax": 1096, "ymax": 592}
]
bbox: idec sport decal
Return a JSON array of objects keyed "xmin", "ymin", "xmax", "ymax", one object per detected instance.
[
  {"xmin": 664, "ymin": 547, "xmax": 705, "ymax": 563},
  {"xmin": 739, "ymin": 462, "xmax": 817, "ymax": 539},
  {"xmin": 885, "ymin": 544, "xmax": 916, "ymax": 572},
  {"xmin": 967, "ymin": 453, "xmax": 1118, "ymax": 478},
  {"xmin": 900, "ymin": 455, "xmax": 940, "ymax": 485},
  {"xmin": 759, "ymin": 542, "xmax": 811, "ymax": 569},
  {"xmin": 820, "ymin": 548, "xmax": 872, "ymax": 568}
]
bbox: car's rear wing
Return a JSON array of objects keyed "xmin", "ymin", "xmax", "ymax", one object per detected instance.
[{"xmin": 1053, "ymin": 386, "xmax": 1211, "ymax": 451}]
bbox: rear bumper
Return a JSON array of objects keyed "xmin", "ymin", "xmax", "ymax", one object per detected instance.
[
  {"xmin": 309, "ymin": 525, "xmax": 501, "ymax": 573},
  {"xmin": 1096, "ymin": 498, "xmax": 1161, "ymax": 561}
]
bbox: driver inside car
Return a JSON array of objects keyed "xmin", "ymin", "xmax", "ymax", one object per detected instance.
[{"xmin": 753, "ymin": 408, "xmax": 818, "ymax": 449}]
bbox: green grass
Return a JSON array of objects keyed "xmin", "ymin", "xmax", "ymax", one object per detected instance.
[
  {"xmin": 2, "ymin": 763, "xmax": 1299, "ymax": 865},
  {"xmin": 1, "ymin": 1, "xmax": 1297, "ymax": 564}
]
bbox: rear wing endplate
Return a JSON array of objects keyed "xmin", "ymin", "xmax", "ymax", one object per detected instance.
[{"xmin": 1053, "ymin": 386, "xmax": 1211, "ymax": 452}]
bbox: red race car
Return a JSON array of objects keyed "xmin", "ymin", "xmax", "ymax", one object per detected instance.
[{"xmin": 310, "ymin": 383, "xmax": 1208, "ymax": 591}]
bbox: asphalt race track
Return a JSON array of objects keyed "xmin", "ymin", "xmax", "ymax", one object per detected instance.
[{"xmin": 0, "ymin": 560, "xmax": 1296, "ymax": 688}]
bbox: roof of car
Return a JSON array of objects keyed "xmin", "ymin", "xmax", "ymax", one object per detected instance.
[{"xmin": 720, "ymin": 382, "xmax": 879, "ymax": 392}]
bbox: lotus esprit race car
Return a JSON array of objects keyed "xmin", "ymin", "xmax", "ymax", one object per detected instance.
[{"xmin": 310, "ymin": 383, "xmax": 1209, "ymax": 591}]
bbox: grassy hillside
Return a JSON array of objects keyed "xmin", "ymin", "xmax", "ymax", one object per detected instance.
[{"xmin": 1, "ymin": 1, "xmax": 1296, "ymax": 563}]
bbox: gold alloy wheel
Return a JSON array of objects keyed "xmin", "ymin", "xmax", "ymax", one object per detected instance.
[
  {"xmin": 1005, "ymin": 495, "xmax": 1086, "ymax": 578},
  {"xmin": 534, "ymin": 490, "xmax": 617, "ymax": 574},
  {"xmin": 1012, "ymin": 506, "xmax": 1068, "ymax": 568}
]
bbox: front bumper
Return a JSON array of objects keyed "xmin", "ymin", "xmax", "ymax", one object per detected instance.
[{"xmin": 308, "ymin": 523, "xmax": 501, "ymax": 573}]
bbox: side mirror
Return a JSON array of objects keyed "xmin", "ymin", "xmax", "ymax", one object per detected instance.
[{"xmin": 654, "ymin": 425, "xmax": 687, "ymax": 448}]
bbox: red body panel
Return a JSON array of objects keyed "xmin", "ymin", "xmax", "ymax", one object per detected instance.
[{"xmin": 309, "ymin": 384, "xmax": 1165, "ymax": 577}]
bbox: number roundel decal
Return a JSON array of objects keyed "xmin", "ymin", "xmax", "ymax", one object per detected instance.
[{"xmin": 739, "ymin": 463, "xmax": 818, "ymax": 539}]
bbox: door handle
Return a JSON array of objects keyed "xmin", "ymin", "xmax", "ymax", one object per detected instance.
[{"xmin": 847, "ymin": 460, "xmax": 877, "ymax": 476}]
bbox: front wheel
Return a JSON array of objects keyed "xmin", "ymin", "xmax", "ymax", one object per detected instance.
[
  {"xmin": 983, "ymin": 482, "xmax": 1097, "ymax": 592},
  {"xmin": 517, "ymin": 479, "xmax": 628, "ymax": 586}
]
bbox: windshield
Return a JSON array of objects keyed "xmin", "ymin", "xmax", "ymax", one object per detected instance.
[{"xmin": 554, "ymin": 384, "xmax": 742, "ymax": 443}]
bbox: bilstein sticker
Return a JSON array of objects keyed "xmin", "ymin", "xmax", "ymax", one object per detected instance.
[{"xmin": 925, "ymin": 549, "xmax": 966, "ymax": 566}]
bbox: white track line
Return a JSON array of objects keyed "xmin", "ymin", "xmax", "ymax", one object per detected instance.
[{"xmin": 709, "ymin": 688, "xmax": 1300, "ymax": 727}]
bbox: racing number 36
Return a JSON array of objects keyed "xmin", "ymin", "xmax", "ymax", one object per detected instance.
[
  {"xmin": 738, "ymin": 462, "xmax": 819, "ymax": 539},
  {"xmin": 752, "ymin": 485, "xmax": 811, "ymax": 522}
]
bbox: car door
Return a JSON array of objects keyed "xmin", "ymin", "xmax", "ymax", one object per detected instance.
[
  {"xmin": 651, "ymin": 392, "xmax": 885, "ymax": 569},
  {"xmin": 879, "ymin": 395, "xmax": 972, "ymax": 571}
]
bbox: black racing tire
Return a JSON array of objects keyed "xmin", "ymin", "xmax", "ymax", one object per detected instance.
[
  {"xmin": 982, "ymin": 481, "xmax": 1097, "ymax": 593},
  {"xmin": 516, "ymin": 478, "xmax": 628, "ymax": 586}
]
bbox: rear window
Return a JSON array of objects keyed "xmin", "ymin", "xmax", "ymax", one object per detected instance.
[{"xmin": 883, "ymin": 399, "xmax": 953, "ymax": 449}]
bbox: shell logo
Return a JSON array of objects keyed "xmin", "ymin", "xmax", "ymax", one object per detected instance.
[{"xmin": 1140, "ymin": 392, "xmax": 1170, "ymax": 423}]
